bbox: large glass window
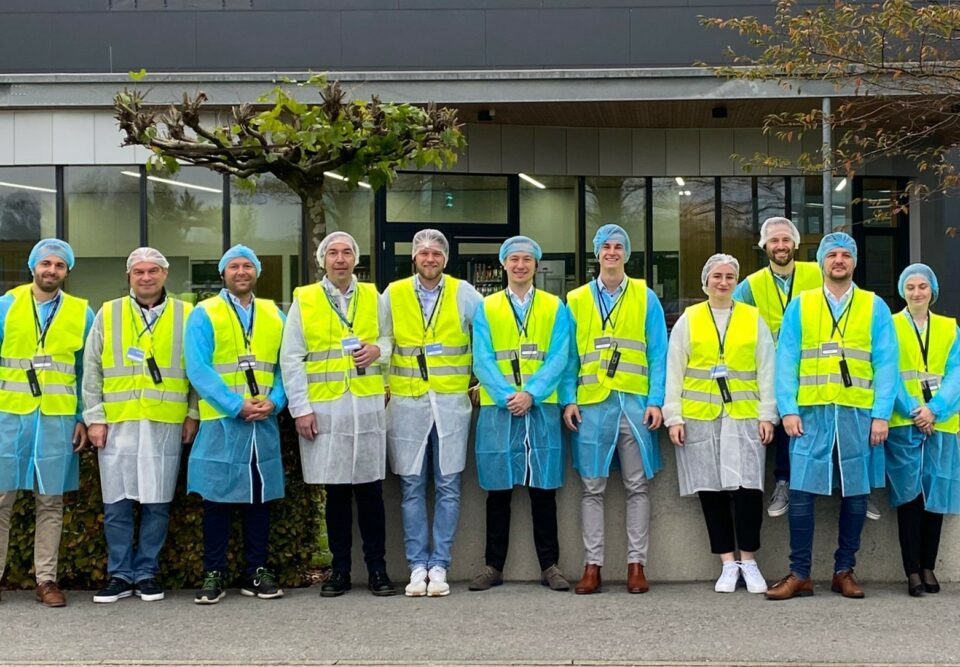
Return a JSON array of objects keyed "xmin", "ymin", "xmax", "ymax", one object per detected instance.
[
  {"xmin": 790, "ymin": 176, "xmax": 848, "ymax": 262},
  {"xmin": 147, "ymin": 167, "xmax": 223, "ymax": 305},
  {"xmin": 720, "ymin": 177, "xmax": 786, "ymax": 275},
  {"xmin": 231, "ymin": 175, "xmax": 301, "ymax": 309},
  {"xmin": 652, "ymin": 177, "xmax": 715, "ymax": 327},
  {"xmin": 584, "ymin": 177, "xmax": 646, "ymax": 283},
  {"xmin": 386, "ymin": 173, "xmax": 508, "ymax": 225},
  {"xmin": 861, "ymin": 178, "xmax": 905, "ymax": 228},
  {"xmin": 65, "ymin": 167, "xmax": 141, "ymax": 311},
  {"xmin": 324, "ymin": 177, "xmax": 375, "ymax": 283},
  {"xmin": 520, "ymin": 175, "xmax": 578, "ymax": 299},
  {"xmin": 0, "ymin": 167, "xmax": 56, "ymax": 293}
]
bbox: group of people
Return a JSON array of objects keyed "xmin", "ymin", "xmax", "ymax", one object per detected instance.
[{"xmin": 0, "ymin": 215, "xmax": 956, "ymax": 607}]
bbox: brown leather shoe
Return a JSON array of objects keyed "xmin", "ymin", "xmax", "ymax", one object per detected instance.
[
  {"xmin": 575, "ymin": 564, "xmax": 601, "ymax": 595},
  {"xmin": 35, "ymin": 580, "xmax": 66, "ymax": 607},
  {"xmin": 831, "ymin": 570, "xmax": 865, "ymax": 598},
  {"xmin": 764, "ymin": 573, "xmax": 814, "ymax": 600},
  {"xmin": 626, "ymin": 562, "xmax": 649, "ymax": 594}
]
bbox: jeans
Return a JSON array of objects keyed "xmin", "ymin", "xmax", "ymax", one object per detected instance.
[
  {"xmin": 773, "ymin": 422, "xmax": 791, "ymax": 483},
  {"xmin": 103, "ymin": 499, "xmax": 171, "ymax": 583},
  {"xmin": 399, "ymin": 426, "xmax": 462, "ymax": 571},
  {"xmin": 202, "ymin": 455, "xmax": 271, "ymax": 578},
  {"xmin": 326, "ymin": 480, "xmax": 387, "ymax": 574},
  {"xmin": 788, "ymin": 489, "xmax": 867, "ymax": 579}
]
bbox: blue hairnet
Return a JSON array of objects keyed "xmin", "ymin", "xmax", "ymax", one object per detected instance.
[
  {"xmin": 499, "ymin": 235, "xmax": 542, "ymax": 265},
  {"xmin": 218, "ymin": 244, "xmax": 262, "ymax": 276},
  {"xmin": 27, "ymin": 238, "xmax": 75, "ymax": 272},
  {"xmin": 898, "ymin": 263, "xmax": 939, "ymax": 305},
  {"xmin": 593, "ymin": 224, "xmax": 632, "ymax": 261},
  {"xmin": 816, "ymin": 232, "xmax": 858, "ymax": 268}
]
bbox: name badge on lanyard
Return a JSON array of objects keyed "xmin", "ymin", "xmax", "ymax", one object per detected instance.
[
  {"xmin": 594, "ymin": 336, "xmax": 612, "ymax": 350},
  {"xmin": 126, "ymin": 347, "xmax": 146, "ymax": 364},
  {"xmin": 520, "ymin": 343, "xmax": 539, "ymax": 358},
  {"xmin": 424, "ymin": 342, "xmax": 444, "ymax": 356},
  {"xmin": 32, "ymin": 354, "xmax": 53, "ymax": 369},
  {"xmin": 710, "ymin": 364, "xmax": 729, "ymax": 379},
  {"xmin": 820, "ymin": 341, "xmax": 840, "ymax": 357},
  {"xmin": 341, "ymin": 336, "xmax": 362, "ymax": 352}
]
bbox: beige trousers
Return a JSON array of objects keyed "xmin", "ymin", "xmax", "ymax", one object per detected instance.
[{"xmin": 0, "ymin": 491, "xmax": 64, "ymax": 584}]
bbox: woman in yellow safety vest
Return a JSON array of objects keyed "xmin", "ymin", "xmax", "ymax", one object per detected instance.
[
  {"xmin": 664, "ymin": 254, "xmax": 777, "ymax": 595},
  {"xmin": 886, "ymin": 263, "xmax": 960, "ymax": 597}
]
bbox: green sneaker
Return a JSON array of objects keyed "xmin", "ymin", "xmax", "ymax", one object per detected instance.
[
  {"xmin": 194, "ymin": 571, "xmax": 225, "ymax": 605},
  {"xmin": 241, "ymin": 567, "xmax": 284, "ymax": 599}
]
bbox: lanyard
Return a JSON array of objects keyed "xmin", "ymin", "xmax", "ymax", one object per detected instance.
[
  {"xmin": 823, "ymin": 289, "xmax": 855, "ymax": 339},
  {"xmin": 706, "ymin": 303, "xmax": 734, "ymax": 359},
  {"xmin": 769, "ymin": 267, "xmax": 794, "ymax": 315},
  {"xmin": 130, "ymin": 295, "xmax": 162, "ymax": 340},
  {"xmin": 325, "ymin": 285, "xmax": 359, "ymax": 333},
  {"xmin": 908, "ymin": 312, "xmax": 931, "ymax": 371},
  {"xmin": 507, "ymin": 289, "xmax": 535, "ymax": 338},
  {"xmin": 417, "ymin": 282, "xmax": 444, "ymax": 335},
  {"xmin": 32, "ymin": 295, "xmax": 60, "ymax": 349},
  {"xmin": 227, "ymin": 296, "xmax": 255, "ymax": 351},
  {"xmin": 595, "ymin": 278, "xmax": 628, "ymax": 331}
]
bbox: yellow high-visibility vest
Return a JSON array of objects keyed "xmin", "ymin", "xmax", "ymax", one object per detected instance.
[
  {"xmin": 680, "ymin": 301, "xmax": 760, "ymax": 420},
  {"xmin": 0, "ymin": 284, "xmax": 87, "ymax": 416},
  {"xmin": 890, "ymin": 310, "xmax": 960, "ymax": 433},
  {"xmin": 101, "ymin": 296, "xmax": 192, "ymax": 424},
  {"xmin": 197, "ymin": 295, "xmax": 283, "ymax": 421},
  {"xmin": 797, "ymin": 288, "xmax": 875, "ymax": 409},
  {"xmin": 387, "ymin": 275, "xmax": 471, "ymax": 397},
  {"xmin": 478, "ymin": 289, "xmax": 560, "ymax": 406},
  {"xmin": 745, "ymin": 261, "xmax": 822, "ymax": 340},
  {"xmin": 295, "ymin": 281, "xmax": 384, "ymax": 403},
  {"xmin": 567, "ymin": 278, "xmax": 649, "ymax": 404}
]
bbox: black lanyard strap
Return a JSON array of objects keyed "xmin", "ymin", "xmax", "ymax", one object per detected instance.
[
  {"xmin": 507, "ymin": 289, "xmax": 535, "ymax": 338},
  {"xmin": 32, "ymin": 295, "xmax": 60, "ymax": 349},
  {"xmin": 595, "ymin": 278, "xmax": 628, "ymax": 331},
  {"xmin": 417, "ymin": 282, "xmax": 444, "ymax": 334},
  {"xmin": 227, "ymin": 297, "xmax": 256, "ymax": 351},
  {"xmin": 706, "ymin": 303, "xmax": 734, "ymax": 359},
  {"xmin": 769, "ymin": 267, "xmax": 795, "ymax": 315},
  {"xmin": 325, "ymin": 285, "xmax": 359, "ymax": 333},
  {"xmin": 823, "ymin": 289, "xmax": 855, "ymax": 340},
  {"xmin": 130, "ymin": 295, "xmax": 163, "ymax": 340},
  {"xmin": 910, "ymin": 312, "xmax": 932, "ymax": 371}
]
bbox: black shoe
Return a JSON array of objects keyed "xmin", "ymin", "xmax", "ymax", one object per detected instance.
[
  {"xmin": 134, "ymin": 578, "xmax": 165, "ymax": 602},
  {"xmin": 241, "ymin": 567, "xmax": 284, "ymax": 599},
  {"xmin": 321, "ymin": 571, "xmax": 351, "ymax": 597},
  {"xmin": 908, "ymin": 573, "xmax": 925, "ymax": 597},
  {"xmin": 922, "ymin": 568, "xmax": 941, "ymax": 593},
  {"xmin": 93, "ymin": 577, "xmax": 134, "ymax": 603},
  {"xmin": 194, "ymin": 571, "xmax": 225, "ymax": 605},
  {"xmin": 367, "ymin": 570, "xmax": 398, "ymax": 597}
]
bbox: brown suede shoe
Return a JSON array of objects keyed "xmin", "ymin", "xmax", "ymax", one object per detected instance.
[
  {"xmin": 35, "ymin": 581, "xmax": 66, "ymax": 607},
  {"xmin": 764, "ymin": 574, "xmax": 814, "ymax": 600},
  {"xmin": 575, "ymin": 564, "xmax": 601, "ymax": 595},
  {"xmin": 831, "ymin": 570, "xmax": 865, "ymax": 598},
  {"xmin": 626, "ymin": 562, "xmax": 649, "ymax": 594}
]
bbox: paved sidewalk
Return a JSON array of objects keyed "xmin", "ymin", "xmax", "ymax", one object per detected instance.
[{"xmin": 0, "ymin": 582, "xmax": 958, "ymax": 666}]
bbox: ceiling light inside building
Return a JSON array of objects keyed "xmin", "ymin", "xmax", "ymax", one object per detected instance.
[
  {"xmin": 0, "ymin": 180, "xmax": 57, "ymax": 194},
  {"xmin": 120, "ymin": 170, "xmax": 222, "ymax": 194},
  {"xmin": 518, "ymin": 173, "xmax": 546, "ymax": 189}
]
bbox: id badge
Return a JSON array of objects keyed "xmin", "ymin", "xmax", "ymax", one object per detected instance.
[
  {"xmin": 126, "ymin": 347, "xmax": 145, "ymax": 364},
  {"xmin": 32, "ymin": 354, "xmax": 52, "ymax": 369},
  {"xmin": 520, "ymin": 343, "xmax": 539, "ymax": 358},
  {"xmin": 710, "ymin": 364, "xmax": 729, "ymax": 379},
  {"xmin": 424, "ymin": 342, "xmax": 444, "ymax": 356},
  {"xmin": 594, "ymin": 336, "xmax": 612, "ymax": 350},
  {"xmin": 238, "ymin": 354, "xmax": 257, "ymax": 371},
  {"xmin": 341, "ymin": 336, "xmax": 362, "ymax": 352},
  {"xmin": 820, "ymin": 341, "xmax": 840, "ymax": 357}
]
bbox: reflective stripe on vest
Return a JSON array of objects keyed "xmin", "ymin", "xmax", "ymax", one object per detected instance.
[
  {"xmin": 0, "ymin": 284, "xmax": 87, "ymax": 416},
  {"xmin": 387, "ymin": 275, "xmax": 472, "ymax": 397},
  {"xmin": 294, "ymin": 281, "xmax": 384, "ymax": 403},
  {"xmin": 744, "ymin": 261, "xmax": 822, "ymax": 341},
  {"xmin": 890, "ymin": 311, "xmax": 960, "ymax": 432},
  {"xmin": 797, "ymin": 288, "xmax": 875, "ymax": 409},
  {"xmin": 680, "ymin": 301, "xmax": 761, "ymax": 420},
  {"xmin": 478, "ymin": 290, "xmax": 561, "ymax": 406},
  {"xmin": 567, "ymin": 278, "xmax": 649, "ymax": 404},
  {"xmin": 101, "ymin": 296, "xmax": 192, "ymax": 424},
  {"xmin": 197, "ymin": 295, "xmax": 283, "ymax": 421}
]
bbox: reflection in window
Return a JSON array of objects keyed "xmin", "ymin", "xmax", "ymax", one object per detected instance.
[
  {"xmin": 386, "ymin": 173, "xmax": 508, "ymax": 225},
  {"xmin": 790, "ymin": 176, "xmax": 847, "ymax": 262},
  {"xmin": 324, "ymin": 177, "xmax": 374, "ymax": 283},
  {"xmin": 65, "ymin": 167, "xmax": 141, "ymax": 311},
  {"xmin": 520, "ymin": 175, "xmax": 577, "ymax": 299},
  {"xmin": 0, "ymin": 168, "xmax": 56, "ymax": 293},
  {"xmin": 861, "ymin": 178, "xmax": 905, "ymax": 228},
  {"xmin": 147, "ymin": 167, "xmax": 223, "ymax": 305},
  {"xmin": 231, "ymin": 175, "xmax": 300, "ymax": 309},
  {"xmin": 584, "ymin": 177, "xmax": 646, "ymax": 284},
  {"xmin": 652, "ymin": 177, "xmax": 715, "ymax": 327},
  {"xmin": 720, "ymin": 177, "xmax": 785, "ymax": 275}
]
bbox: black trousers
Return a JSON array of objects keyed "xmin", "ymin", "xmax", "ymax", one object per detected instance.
[
  {"xmin": 698, "ymin": 488, "xmax": 763, "ymax": 555},
  {"xmin": 897, "ymin": 493, "xmax": 944, "ymax": 576},
  {"xmin": 772, "ymin": 422, "xmax": 791, "ymax": 482},
  {"xmin": 203, "ymin": 458, "xmax": 270, "ymax": 577},
  {"xmin": 485, "ymin": 487, "xmax": 559, "ymax": 572},
  {"xmin": 325, "ymin": 480, "xmax": 387, "ymax": 575}
]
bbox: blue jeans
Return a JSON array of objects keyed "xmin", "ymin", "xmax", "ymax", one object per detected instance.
[
  {"xmin": 399, "ymin": 427, "xmax": 462, "ymax": 571},
  {"xmin": 788, "ymin": 489, "xmax": 867, "ymax": 579},
  {"xmin": 103, "ymin": 499, "xmax": 172, "ymax": 583}
]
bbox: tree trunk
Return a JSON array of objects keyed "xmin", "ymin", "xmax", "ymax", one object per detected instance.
[{"xmin": 300, "ymin": 186, "xmax": 326, "ymax": 284}]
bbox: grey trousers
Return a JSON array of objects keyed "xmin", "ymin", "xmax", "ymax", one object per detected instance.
[
  {"xmin": 0, "ymin": 491, "xmax": 64, "ymax": 584},
  {"xmin": 580, "ymin": 415, "xmax": 650, "ymax": 566}
]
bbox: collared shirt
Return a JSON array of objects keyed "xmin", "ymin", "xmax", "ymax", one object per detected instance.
[
  {"xmin": 824, "ymin": 283, "xmax": 855, "ymax": 318},
  {"xmin": 414, "ymin": 274, "xmax": 445, "ymax": 323},
  {"xmin": 222, "ymin": 288, "xmax": 254, "ymax": 330},
  {"xmin": 322, "ymin": 275, "xmax": 357, "ymax": 318},
  {"xmin": 770, "ymin": 268, "xmax": 793, "ymax": 295},
  {"xmin": 34, "ymin": 290, "xmax": 62, "ymax": 333},
  {"xmin": 128, "ymin": 289, "xmax": 168, "ymax": 329},
  {"xmin": 596, "ymin": 275, "xmax": 629, "ymax": 312}
]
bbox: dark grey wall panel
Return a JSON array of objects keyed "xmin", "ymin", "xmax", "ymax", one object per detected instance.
[
  {"xmin": 485, "ymin": 9, "xmax": 631, "ymax": 67},
  {"xmin": 252, "ymin": 0, "xmax": 399, "ymax": 8},
  {"xmin": 1, "ymin": 0, "xmax": 105, "ymax": 11},
  {"xmin": 0, "ymin": 14, "xmax": 54, "ymax": 72},
  {"xmin": 341, "ymin": 11, "xmax": 484, "ymax": 68},
  {"xmin": 195, "ymin": 11, "xmax": 341, "ymax": 70},
  {"xmin": 400, "ymin": 0, "xmax": 539, "ymax": 7}
]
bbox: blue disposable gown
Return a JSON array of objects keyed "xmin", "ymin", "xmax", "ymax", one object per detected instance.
[
  {"xmin": 472, "ymin": 295, "xmax": 571, "ymax": 491},
  {"xmin": 776, "ymin": 288, "xmax": 898, "ymax": 497},
  {"xmin": 185, "ymin": 291, "xmax": 287, "ymax": 504},
  {"xmin": 885, "ymin": 319, "xmax": 960, "ymax": 513},
  {"xmin": 559, "ymin": 283, "xmax": 667, "ymax": 479},
  {"xmin": 0, "ymin": 292, "xmax": 93, "ymax": 496}
]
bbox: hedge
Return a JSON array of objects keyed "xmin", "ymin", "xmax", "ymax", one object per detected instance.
[{"xmin": 2, "ymin": 411, "xmax": 330, "ymax": 590}]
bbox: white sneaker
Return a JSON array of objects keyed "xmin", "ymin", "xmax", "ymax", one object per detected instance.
[
  {"xmin": 866, "ymin": 495, "xmax": 881, "ymax": 521},
  {"xmin": 738, "ymin": 560, "xmax": 768, "ymax": 594},
  {"xmin": 714, "ymin": 562, "xmax": 740, "ymax": 593},
  {"xmin": 405, "ymin": 567, "xmax": 428, "ymax": 597},
  {"xmin": 427, "ymin": 566, "xmax": 450, "ymax": 597}
]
